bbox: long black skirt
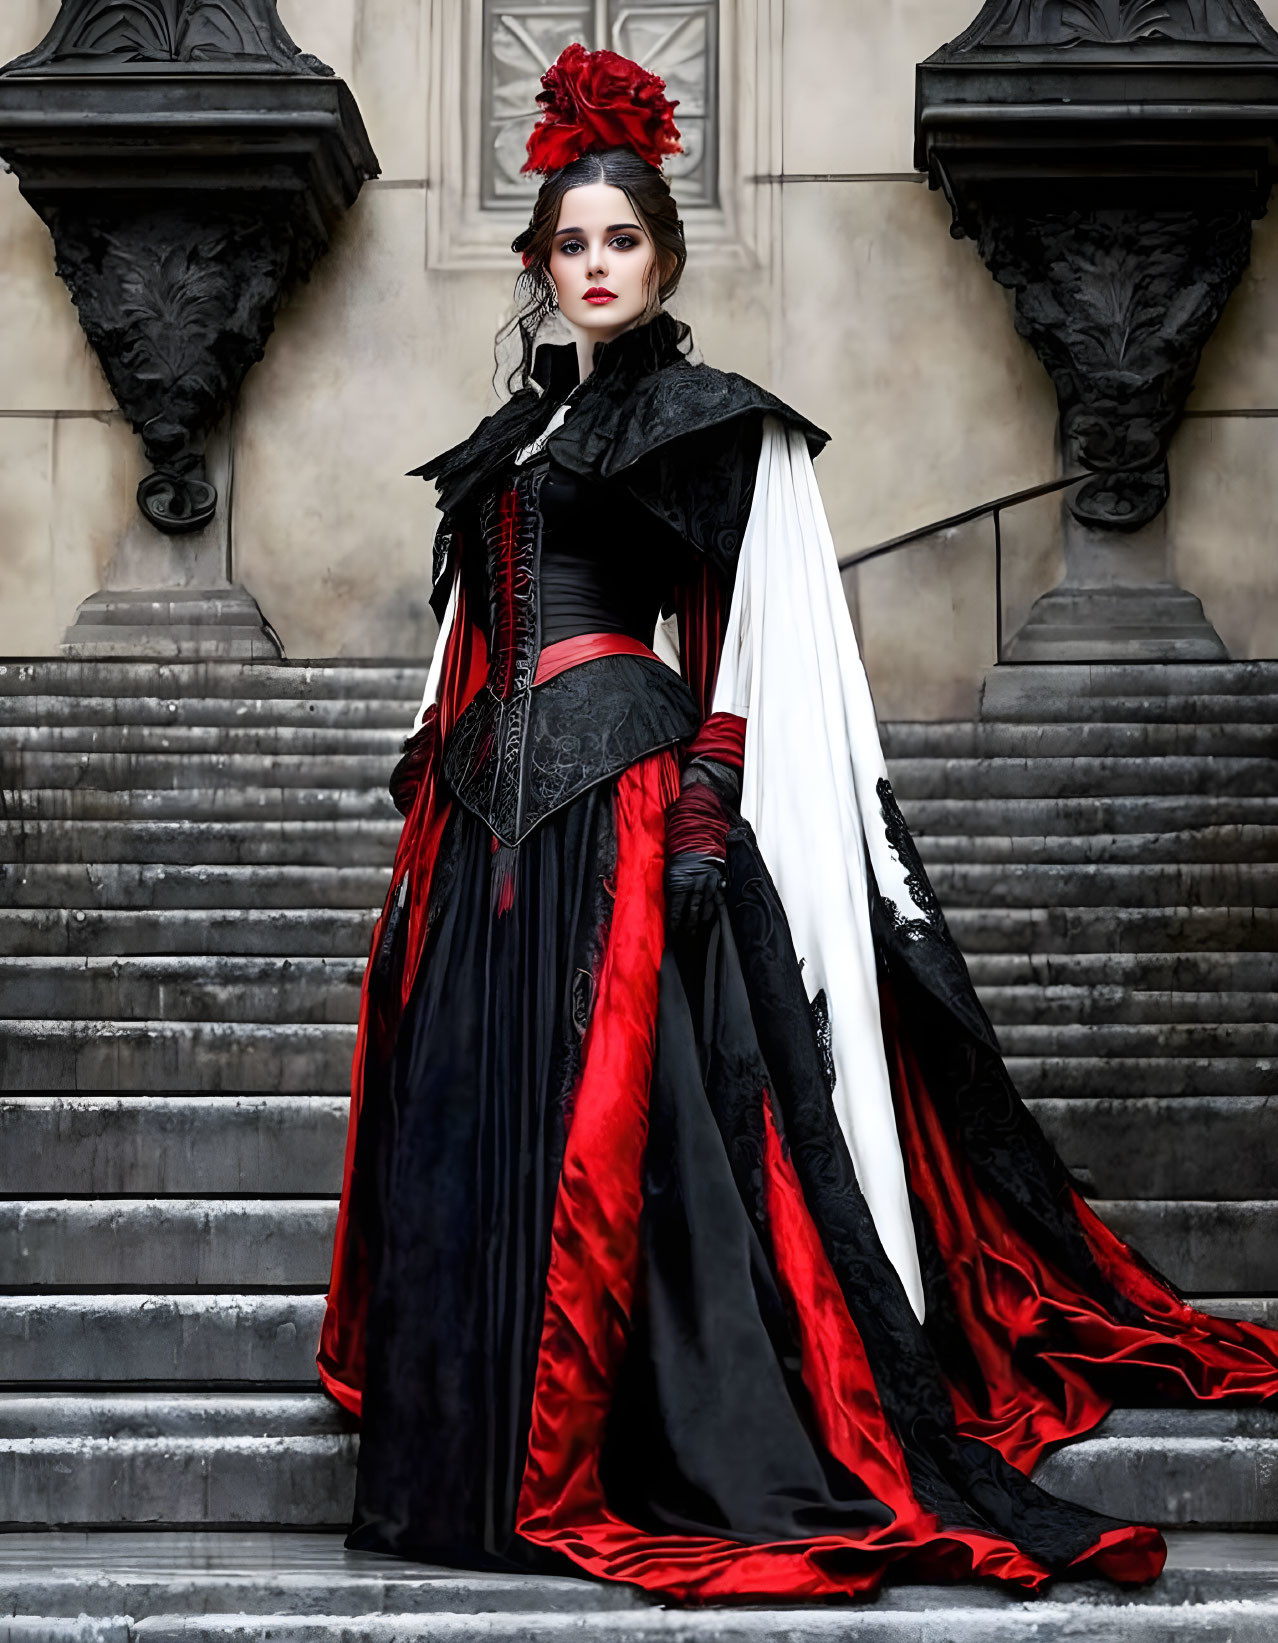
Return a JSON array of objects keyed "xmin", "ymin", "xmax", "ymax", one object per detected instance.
[{"xmin": 338, "ymin": 754, "xmax": 1278, "ymax": 1600}]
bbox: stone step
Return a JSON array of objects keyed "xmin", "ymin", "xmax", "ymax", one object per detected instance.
[
  {"xmin": 0, "ymin": 1531, "xmax": 646, "ymax": 1621},
  {"xmin": 0, "ymin": 1097, "xmax": 348, "ymax": 1195},
  {"xmin": 12, "ymin": 1608, "xmax": 1278, "ymax": 1642},
  {"xmin": 1, "ymin": 725, "xmax": 405, "ymax": 757},
  {"xmin": 902, "ymin": 796, "xmax": 1278, "ymax": 836},
  {"xmin": 7, "ymin": 752, "xmax": 1273, "ymax": 801},
  {"xmin": 0, "ymin": 1392, "xmax": 354, "ymax": 1528},
  {"xmin": 0, "ymin": 661, "xmax": 427, "ymax": 701},
  {"xmin": 1209, "ymin": 1298, "xmax": 1278, "ymax": 1329},
  {"xmin": 1091, "ymin": 1202, "xmax": 1278, "ymax": 1296},
  {"xmin": 3, "ymin": 787, "xmax": 396, "ymax": 823},
  {"xmin": 982, "ymin": 985, "xmax": 1278, "ymax": 1026},
  {"xmin": 917, "ymin": 828, "xmax": 1278, "ymax": 865},
  {"xmin": 1033, "ymin": 1407, "xmax": 1278, "ymax": 1529},
  {"xmin": 4, "ymin": 1019, "xmax": 1271, "ymax": 1100},
  {"xmin": 4, "ymin": 1014, "xmax": 1270, "ymax": 1098},
  {"xmin": 1008, "ymin": 1056, "xmax": 1278, "ymax": 1098},
  {"xmin": 0, "ymin": 958, "xmax": 363, "ymax": 1024},
  {"xmin": 0, "ymin": 820, "xmax": 402, "ymax": 868},
  {"xmin": 5, "ymin": 1546, "xmax": 1278, "ymax": 1643},
  {"xmin": 0, "ymin": 1396, "xmax": 1270, "ymax": 1532},
  {"xmin": 0, "ymin": 1200, "xmax": 336, "ymax": 1289},
  {"xmin": 990, "ymin": 692, "xmax": 1278, "ymax": 725},
  {"xmin": 5, "ymin": 1291, "xmax": 1273, "ymax": 1389},
  {"xmin": 1, "ymin": 752, "xmax": 389, "ymax": 792},
  {"xmin": 888, "ymin": 756, "xmax": 1278, "ymax": 801},
  {"xmin": 1034, "ymin": 1098, "xmax": 1278, "ymax": 1199},
  {"xmin": 930, "ymin": 862, "xmax": 1278, "ymax": 908},
  {"xmin": 966, "ymin": 953, "xmax": 1278, "ymax": 990},
  {"xmin": 10, "ymin": 862, "xmax": 1269, "ymax": 919},
  {"xmin": 998, "ymin": 1023, "xmax": 1278, "ymax": 1058},
  {"xmin": 0, "ymin": 694, "xmax": 419, "ymax": 729},
  {"xmin": 0, "ymin": 1021, "xmax": 355, "ymax": 1093},
  {"xmin": 5, "ymin": 1093, "xmax": 1260, "ymax": 1202},
  {"xmin": 882, "ymin": 722, "xmax": 1278, "ymax": 759},
  {"xmin": 0, "ymin": 909, "xmax": 374, "ymax": 959},
  {"xmin": 946, "ymin": 906, "xmax": 1278, "ymax": 954},
  {"xmin": 0, "ymin": 1294, "xmax": 326, "ymax": 1385},
  {"xmin": 0, "ymin": 863, "xmax": 391, "ymax": 912},
  {"xmin": 981, "ymin": 661, "xmax": 1278, "ymax": 711},
  {"xmin": 2, "ymin": 1195, "xmax": 1267, "ymax": 1295}
]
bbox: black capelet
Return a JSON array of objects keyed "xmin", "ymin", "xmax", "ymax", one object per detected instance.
[{"xmin": 409, "ymin": 311, "xmax": 830, "ymax": 620}]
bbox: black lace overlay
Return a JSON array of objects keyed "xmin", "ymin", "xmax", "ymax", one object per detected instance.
[
  {"xmin": 709, "ymin": 820, "xmax": 1150, "ymax": 1568},
  {"xmin": 872, "ymin": 778, "xmax": 999, "ymax": 1054},
  {"xmin": 623, "ymin": 415, "xmax": 764, "ymax": 581},
  {"xmin": 868, "ymin": 781, "xmax": 1161, "ymax": 1338},
  {"xmin": 444, "ymin": 655, "xmax": 697, "ymax": 848},
  {"xmin": 808, "ymin": 987, "xmax": 836, "ymax": 1101}
]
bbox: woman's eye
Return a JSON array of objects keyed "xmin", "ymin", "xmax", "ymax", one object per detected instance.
[
  {"xmin": 558, "ymin": 239, "xmax": 584, "ymax": 255},
  {"xmin": 611, "ymin": 235, "xmax": 638, "ymax": 250}
]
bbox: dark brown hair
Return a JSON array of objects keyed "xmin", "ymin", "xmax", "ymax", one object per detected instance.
[{"xmin": 500, "ymin": 147, "xmax": 688, "ymax": 391}]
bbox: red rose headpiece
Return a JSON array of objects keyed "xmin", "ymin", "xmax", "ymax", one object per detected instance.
[{"xmin": 520, "ymin": 42, "xmax": 682, "ymax": 177}]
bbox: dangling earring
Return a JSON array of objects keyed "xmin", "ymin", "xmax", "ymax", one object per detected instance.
[{"xmin": 547, "ymin": 285, "xmax": 559, "ymax": 312}]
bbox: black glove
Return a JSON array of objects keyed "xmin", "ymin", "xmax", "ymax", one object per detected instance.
[{"xmin": 665, "ymin": 849, "xmax": 725, "ymax": 935}]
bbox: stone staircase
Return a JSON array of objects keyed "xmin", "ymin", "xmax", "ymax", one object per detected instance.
[{"xmin": 0, "ymin": 656, "xmax": 1276, "ymax": 1639}]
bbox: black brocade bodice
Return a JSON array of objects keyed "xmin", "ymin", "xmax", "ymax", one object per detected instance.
[
  {"xmin": 459, "ymin": 458, "xmax": 684, "ymax": 650},
  {"xmin": 442, "ymin": 455, "xmax": 698, "ymax": 848}
]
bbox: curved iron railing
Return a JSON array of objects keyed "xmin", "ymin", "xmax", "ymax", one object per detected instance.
[{"xmin": 837, "ymin": 473, "xmax": 1086, "ymax": 663}]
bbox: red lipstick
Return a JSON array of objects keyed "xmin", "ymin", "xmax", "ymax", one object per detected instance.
[{"xmin": 584, "ymin": 286, "xmax": 617, "ymax": 304}]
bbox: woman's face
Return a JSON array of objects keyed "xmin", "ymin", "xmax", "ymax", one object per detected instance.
[{"xmin": 548, "ymin": 181, "xmax": 658, "ymax": 340}]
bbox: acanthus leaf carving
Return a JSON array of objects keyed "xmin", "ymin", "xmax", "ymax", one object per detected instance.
[
  {"xmin": 47, "ymin": 204, "xmax": 302, "ymax": 533},
  {"xmin": 939, "ymin": 0, "xmax": 1278, "ymax": 54},
  {"xmin": 3, "ymin": 0, "xmax": 332, "ymax": 75},
  {"xmin": 976, "ymin": 204, "xmax": 1253, "ymax": 530}
]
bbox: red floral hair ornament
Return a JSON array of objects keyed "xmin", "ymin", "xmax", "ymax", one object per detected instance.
[{"xmin": 520, "ymin": 42, "xmax": 682, "ymax": 178}]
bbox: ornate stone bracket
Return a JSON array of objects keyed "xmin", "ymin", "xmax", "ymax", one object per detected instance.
[
  {"xmin": 975, "ymin": 204, "xmax": 1253, "ymax": 532},
  {"xmin": 916, "ymin": 0, "xmax": 1278, "ymax": 657},
  {"xmin": 0, "ymin": 1, "xmax": 379, "ymax": 657}
]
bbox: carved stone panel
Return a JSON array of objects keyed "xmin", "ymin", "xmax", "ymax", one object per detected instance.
[{"xmin": 481, "ymin": 0, "xmax": 719, "ymax": 210}]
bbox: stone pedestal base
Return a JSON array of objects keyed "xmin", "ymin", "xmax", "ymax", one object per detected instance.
[
  {"xmin": 62, "ymin": 586, "xmax": 283, "ymax": 661},
  {"xmin": 1002, "ymin": 503, "xmax": 1229, "ymax": 663},
  {"xmin": 1003, "ymin": 582, "xmax": 1228, "ymax": 663}
]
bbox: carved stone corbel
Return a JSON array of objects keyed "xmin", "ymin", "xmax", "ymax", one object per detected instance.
[
  {"xmin": 0, "ymin": 1, "xmax": 379, "ymax": 658},
  {"xmin": 917, "ymin": 0, "xmax": 1278, "ymax": 659}
]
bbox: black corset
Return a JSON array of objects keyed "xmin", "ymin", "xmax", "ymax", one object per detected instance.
[
  {"xmin": 442, "ymin": 460, "xmax": 697, "ymax": 847},
  {"xmin": 538, "ymin": 461, "xmax": 680, "ymax": 647}
]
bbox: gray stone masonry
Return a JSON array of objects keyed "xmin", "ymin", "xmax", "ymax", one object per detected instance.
[{"xmin": 0, "ymin": 658, "xmax": 1275, "ymax": 1637}]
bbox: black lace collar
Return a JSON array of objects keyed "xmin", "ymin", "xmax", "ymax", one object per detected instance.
[{"xmin": 530, "ymin": 309, "xmax": 690, "ymax": 402}]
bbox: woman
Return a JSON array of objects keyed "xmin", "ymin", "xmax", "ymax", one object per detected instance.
[{"xmin": 319, "ymin": 43, "xmax": 1278, "ymax": 1602}]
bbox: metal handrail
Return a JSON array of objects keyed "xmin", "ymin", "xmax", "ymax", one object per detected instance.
[{"xmin": 837, "ymin": 472, "xmax": 1087, "ymax": 663}]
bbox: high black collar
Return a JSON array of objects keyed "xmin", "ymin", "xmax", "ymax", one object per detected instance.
[{"xmin": 530, "ymin": 309, "xmax": 688, "ymax": 400}]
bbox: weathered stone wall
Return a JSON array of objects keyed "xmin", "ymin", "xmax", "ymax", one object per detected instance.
[{"xmin": 2, "ymin": 0, "xmax": 1277, "ymax": 714}]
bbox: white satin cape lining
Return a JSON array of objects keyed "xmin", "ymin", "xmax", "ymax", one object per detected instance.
[{"xmin": 712, "ymin": 416, "xmax": 927, "ymax": 1320}]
